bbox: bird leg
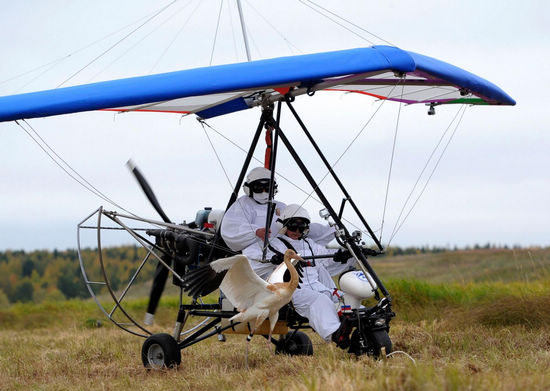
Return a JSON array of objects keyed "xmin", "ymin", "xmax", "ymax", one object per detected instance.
[
  {"xmin": 245, "ymin": 315, "xmax": 269, "ymax": 369},
  {"xmin": 267, "ymin": 312, "xmax": 279, "ymax": 354},
  {"xmin": 245, "ymin": 331, "xmax": 254, "ymax": 370}
]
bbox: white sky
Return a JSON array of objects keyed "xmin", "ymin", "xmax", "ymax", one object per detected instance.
[{"xmin": 0, "ymin": 0, "xmax": 548, "ymax": 251}]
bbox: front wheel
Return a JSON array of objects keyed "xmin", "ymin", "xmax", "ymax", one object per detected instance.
[
  {"xmin": 349, "ymin": 329, "xmax": 392, "ymax": 358},
  {"xmin": 141, "ymin": 333, "xmax": 181, "ymax": 369},
  {"xmin": 275, "ymin": 331, "xmax": 313, "ymax": 356}
]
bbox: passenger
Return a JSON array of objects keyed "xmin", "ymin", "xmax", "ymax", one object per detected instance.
[
  {"xmin": 246, "ymin": 203, "xmax": 356, "ymax": 348},
  {"xmin": 220, "ymin": 166, "xmax": 337, "ymax": 276}
]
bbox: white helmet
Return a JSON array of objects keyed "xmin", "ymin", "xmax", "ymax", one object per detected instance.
[
  {"xmin": 276, "ymin": 204, "xmax": 310, "ymax": 236},
  {"xmin": 242, "ymin": 166, "xmax": 278, "ymax": 197}
]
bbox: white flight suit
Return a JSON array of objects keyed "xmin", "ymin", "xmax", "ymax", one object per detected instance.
[
  {"xmin": 220, "ymin": 194, "xmax": 337, "ymax": 277},
  {"xmin": 221, "ymin": 195, "xmax": 286, "ymax": 277},
  {"xmin": 220, "ymin": 194, "xmax": 353, "ymax": 340},
  {"xmin": 255, "ymin": 235, "xmax": 355, "ymax": 341}
]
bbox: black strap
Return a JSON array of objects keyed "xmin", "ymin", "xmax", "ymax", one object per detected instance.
[
  {"xmin": 267, "ymin": 236, "xmax": 296, "ymax": 255},
  {"xmin": 276, "ymin": 237, "xmax": 296, "ymax": 252}
]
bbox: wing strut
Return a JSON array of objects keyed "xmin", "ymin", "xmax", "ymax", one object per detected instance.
[
  {"xmin": 264, "ymin": 108, "xmax": 391, "ymax": 299},
  {"xmin": 284, "ymin": 96, "xmax": 383, "ymax": 251},
  {"xmin": 206, "ymin": 107, "xmax": 270, "ymax": 262}
]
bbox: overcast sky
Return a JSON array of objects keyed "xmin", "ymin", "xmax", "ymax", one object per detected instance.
[{"xmin": 0, "ymin": 0, "xmax": 548, "ymax": 251}]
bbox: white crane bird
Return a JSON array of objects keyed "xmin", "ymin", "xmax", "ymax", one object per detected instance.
[{"xmin": 182, "ymin": 249, "xmax": 303, "ymax": 367}]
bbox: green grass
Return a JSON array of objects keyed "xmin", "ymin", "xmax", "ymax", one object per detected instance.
[
  {"xmin": 370, "ymin": 247, "xmax": 550, "ymax": 284},
  {"xmin": 1, "ymin": 248, "xmax": 550, "ymax": 390}
]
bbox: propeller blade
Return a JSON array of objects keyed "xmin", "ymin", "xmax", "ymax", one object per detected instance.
[{"xmin": 126, "ymin": 159, "xmax": 172, "ymax": 224}]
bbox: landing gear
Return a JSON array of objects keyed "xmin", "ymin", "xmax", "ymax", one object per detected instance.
[
  {"xmin": 348, "ymin": 329, "xmax": 392, "ymax": 358},
  {"xmin": 275, "ymin": 331, "xmax": 313, "ymax": 356},
  {"xmin": 141, "ymin": 333, "xmax": 181, "ymax": 369}
]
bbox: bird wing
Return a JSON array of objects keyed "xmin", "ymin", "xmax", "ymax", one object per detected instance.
[
  {"xmin": 180, "ymin": 255, "xmax": 249, "ymax": 298},
  {"xmin": 181, "ymin": 263, "xmax": 227, "ymax": 298},
  {"xmin": 218, "ymin": 255, "xmax": 270, "ymax": 311}
]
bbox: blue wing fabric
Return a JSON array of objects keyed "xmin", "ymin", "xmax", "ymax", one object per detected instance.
[{"xmin": 0, "ymin": 45, "xmax": 514, "ymax": 123}]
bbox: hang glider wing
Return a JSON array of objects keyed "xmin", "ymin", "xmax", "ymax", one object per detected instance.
[{"xmin": 0, "ymin": 45, "xmax": 515, "ymax": 123}]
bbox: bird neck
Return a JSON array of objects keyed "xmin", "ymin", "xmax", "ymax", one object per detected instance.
[{"xmin": 283, "ymin": 256, "xmax": 300, "ymax": 291}]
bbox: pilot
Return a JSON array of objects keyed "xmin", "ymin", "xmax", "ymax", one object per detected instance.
[{"xmin": 220, "ymin": 166, "xmax": 286, "ymax": 277}]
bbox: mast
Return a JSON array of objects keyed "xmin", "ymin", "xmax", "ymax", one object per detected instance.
[{"xmin": 236, "ymin": 0, "xmax": 251, "ymax": 61}]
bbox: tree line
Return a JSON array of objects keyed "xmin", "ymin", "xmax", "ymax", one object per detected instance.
[
  {"xmin": 0, "ymin": 243, "xmax": 529, "ymax": 307},
  {"xmin": 0, "ymin": 246, "xmax": 152, "ymax": 307}
]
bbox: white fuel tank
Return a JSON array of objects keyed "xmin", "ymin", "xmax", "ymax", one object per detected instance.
[{"xmin": 338, "ymin": 270, "xmax": 377, "ymax": 309}]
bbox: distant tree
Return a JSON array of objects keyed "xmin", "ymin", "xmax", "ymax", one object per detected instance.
[
  {"xmin": 0, "ymin": 289, "xmax": 9, "ymax": 308},
  {"xmin": 22, "ymin": 259, "xmax": 34, "ymax": 277},
  {"xmin": 13, "ymin": 280, "xmax": 34, "ymax": 303},
  {"xmin": 57, "ymin": 267, "xmax": 87, "ymax": 299}
]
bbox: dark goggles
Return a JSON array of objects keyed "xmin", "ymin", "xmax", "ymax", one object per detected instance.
[
  {"xmin": 249, "ymin": 180, "xmax": 273, "ymax": 194},
  {"xmin": 285, "ymin": 219, "xmax": 310, "ymax": 233}
]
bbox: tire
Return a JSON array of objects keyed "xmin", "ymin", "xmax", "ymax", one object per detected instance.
[
  {"xmin": 141, "ymin": 333, "xmax": 181, "ymax": 369},
  {"xmin": 349, "ymin": 329, "xmax": 392, "ymax": 358},
  {"xmin": 275, "ymin": 331, "xmax": 313, "ymax": 356}
]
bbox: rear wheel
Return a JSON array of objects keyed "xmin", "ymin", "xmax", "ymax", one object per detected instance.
[
  {"xmin": 141, "ymin": 333, "xmax": 181, "ymax": 369},
  {"xmin": 349, "ymin": 329, "xmax": 392, "ymax": 358},
  {"xmin": 275, "ymin": 331, "xmax": 313, "ymax": 356}
]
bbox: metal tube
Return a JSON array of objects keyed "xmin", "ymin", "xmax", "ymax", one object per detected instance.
[
  {"xmin": 262, "ymin": 101, "xmax": 282, "ymax": 261},
  {"xmin": 276, "ymin": 127, "xmax": 348, "ymax": 235},
  {"xmin": 275, "ymin": 125, "xmax": 391, "ymax": 298},
  {"xmin": 236, "ymin": 0, "xmax": 251, "ymax": 61},
  {"xmin": 224, "ymin": 110, "xmax": 267, "ymax": 211},
  {"xmin": 206, "ymin": 110, "xmax": 267, "ymax": 262},
  {"xmin": 285, "ymin": 97, "xmax": 384, "ymax": 251},
  {"xmin": 96, "ymin": 207, "xmax": 152, "ymax": 336},
  {"xmin": 102, "ymin": 211, "xmax": 215, "ymax": 238}
]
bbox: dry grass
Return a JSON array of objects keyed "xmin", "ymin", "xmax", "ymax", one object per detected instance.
[
  {"xmin": 2, "ymin": 248, "xmax": 550, "ymax": 390},
  {"xmin": 1, "ymin": 297, "xmax": 549, "ymax": 391}
]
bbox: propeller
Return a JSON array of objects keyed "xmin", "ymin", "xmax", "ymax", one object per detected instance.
[{"xmin": 126, "ymin": 159, "xmax": 172, "ymax": 224}]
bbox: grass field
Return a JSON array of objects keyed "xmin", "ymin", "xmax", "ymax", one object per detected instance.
[{"xmin": 1, "ymin": 248, "xmax": 550, "ymax": 390}]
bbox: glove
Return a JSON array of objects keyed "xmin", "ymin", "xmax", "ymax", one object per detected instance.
[
  {"xmin": 270, "ymin": 253, "xmax": 284, "ymax": 265},
  {"xmin": 360, "ymin": 247, "xmax": 379, "ymax": 257},
  {"xmin": 333, "ymin": 249, "xmax": 351, "ymax": 263}
]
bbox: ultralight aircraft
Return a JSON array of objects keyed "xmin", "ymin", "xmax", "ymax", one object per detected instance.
[{"xmin": 0, "ymin": 3, "xmax": 515, "ymax": 369}]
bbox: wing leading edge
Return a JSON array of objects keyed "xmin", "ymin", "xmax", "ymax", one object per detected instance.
[{"xmin": 0, "ymin": 45, "xmax": 515, "ymax": 123}]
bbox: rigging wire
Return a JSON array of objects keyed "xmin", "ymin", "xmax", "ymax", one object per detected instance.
[
  {"xmin": 13, "ymin": 60, "xmax": 66, "ymax": 94},
  {"xmin": 0, "ymin": 5, "xmax": 169, "ymax": 90},
  {"xmin": 226, "ymin": 0, "xmax": 241, "ymax": 62},
  {"xmin": 380, "ymin": 79, "xmax": 406, "ymax": 242},
  {"xmin": 197, "ymin": 104, "xmax": 388, "ymax": 244},
  {"xmin": 198, "ymin": 119, "xmax": 265, "ymax": 255},
  {"xmin": 287, "ymin": 81, "xmax": 402, "ymax": 244},
  {"xmin": 57, "ymin": 0, "xmax": 179, "ymax": 88},
  {"xmin": 198, "ymin": 119, "xmax": 234, "ymax": 190},
  {"xmin": 15, "ymin": 120, "xmax": 138, "ymax": 217},
  {"xmin": 245, "ymin": 23, "xmax": 263, "ymax": 59},
  {"xmin": 209, "ymin": 0, "xmax": 225, "ymax": 66},
  {"xmin": 148, "ymin": 0, "xmax": 199, "ymax": 75},
  {"xmin": 91, "ymin": 0, "xmax": 200, "ymax": 81},
  {"xmin": 302, "ymin": 0, "xmax": 394, "ymax": 46},
  {"xmin": 297, "ymin": 0, "xmax": 375, "ymax": 46},
  {"xmin": 388, "ymin": 105, "xmax": 466, "ymax": 241},
  {"xmin": 243, "ymin": 0, "xmax": 303, "ymax": 55},
  {"xmin": 387, "ymin": 105, "xmax": 469, "ymax": 245}
]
